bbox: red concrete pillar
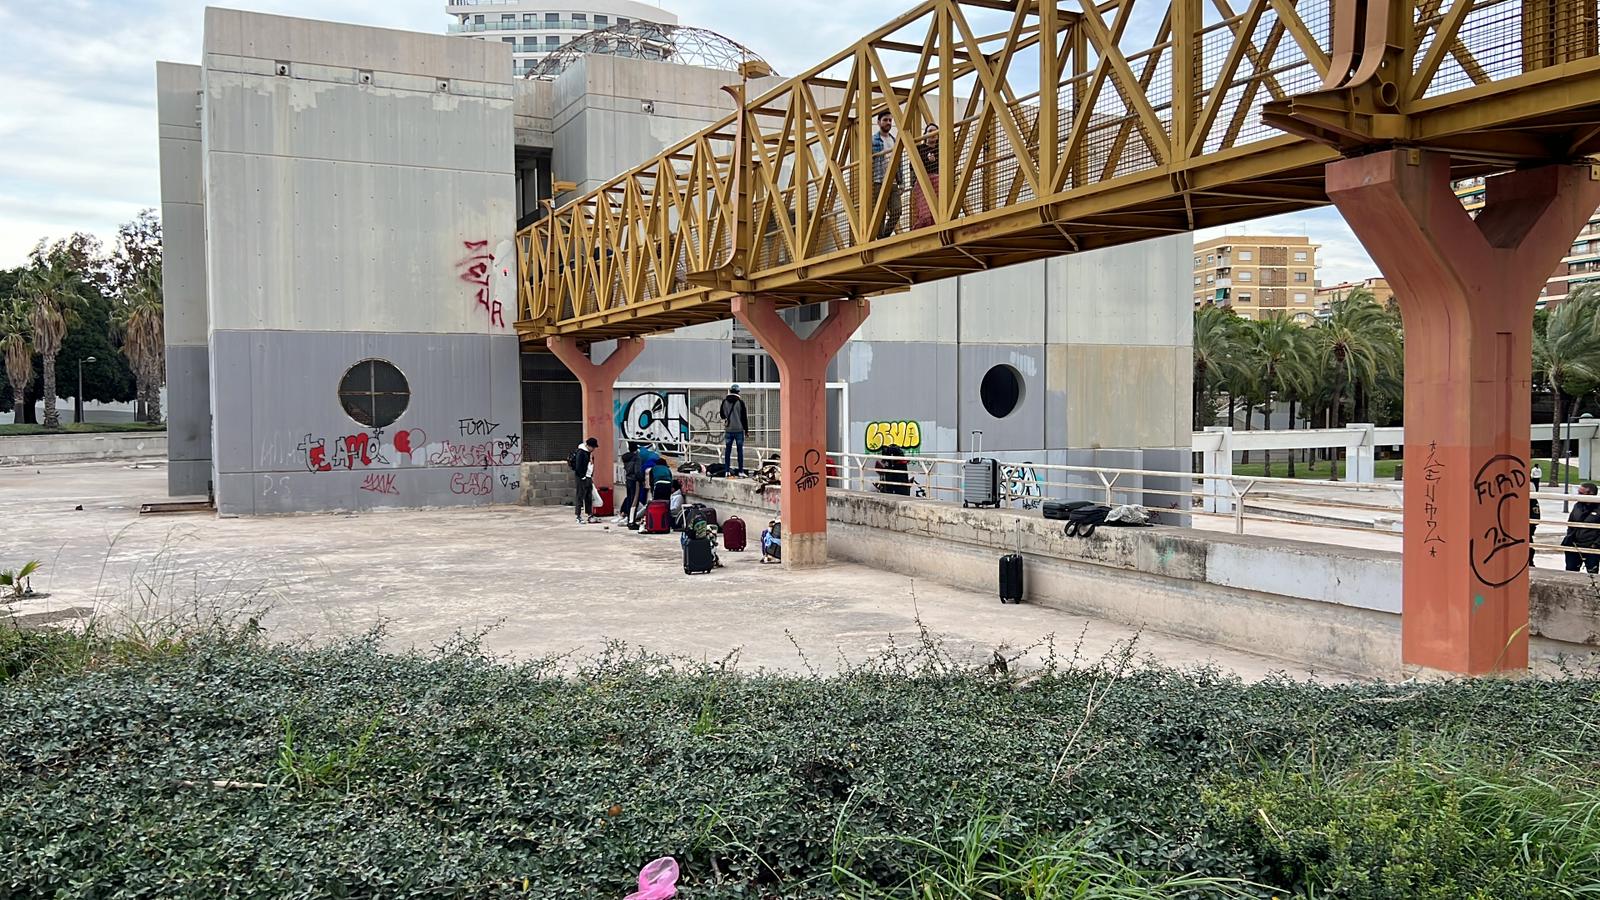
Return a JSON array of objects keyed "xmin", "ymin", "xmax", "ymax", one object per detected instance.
[
  {"xmin": 732, "ymin": 296, "xmax": 870, "ymax": 567},
  {"xmin": 1327, "ymin": 150, "xmax": 1600, "ymax": 674},
  {"xmin": 546, "ymin": 336, "xmax": 646, "ymax": 488}
]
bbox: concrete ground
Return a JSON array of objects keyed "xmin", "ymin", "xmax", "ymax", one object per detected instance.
[{"xmin": 2, "ymin": 461, "xmax": 1340, "ymax": 681}]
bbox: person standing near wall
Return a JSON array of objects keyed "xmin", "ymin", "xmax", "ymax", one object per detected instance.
[
  {"xmin": 1562, "ymin": 482, "xmax": 1600, "ymax": 572},
  {"xmin": 571, "ymin": 436, "xmax": 599, "ymax": 524},
  {"xmin": 618, "ymin": 442, "xmax": 644, "ymax": 525},
  {"xmin": 872, "ymin": 110, "xmax": 901, "ymax": 239},
  {"xmin": 721, "ymin": 385, "xmax": 749, "ymax": 475}
]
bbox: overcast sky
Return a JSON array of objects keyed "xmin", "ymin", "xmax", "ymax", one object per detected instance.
[{"xmin": 0, "ymin": 0, "xmax": 1378, "ymax": 283}]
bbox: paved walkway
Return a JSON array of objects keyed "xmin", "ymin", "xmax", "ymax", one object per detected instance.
[{"xmin": 0, "ymin": 461, "xmax": 1348, "ymax": 680}]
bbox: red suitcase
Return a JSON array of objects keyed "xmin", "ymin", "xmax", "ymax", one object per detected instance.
[
  {"xmin": 643, "ymin": 499, "xmax": 672, "ymax": 534},
  {"xmin": 722, "ymin": 516, "xmax": 747, "ymax": 552},
  {"xmin": 593, "ymin": 485, "xmax": 614, "ymax": 517}
]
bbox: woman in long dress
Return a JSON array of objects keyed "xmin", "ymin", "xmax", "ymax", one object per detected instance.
[{"xmin": 911, "ymin": 124, "xmax": 940, "ymax": 231}]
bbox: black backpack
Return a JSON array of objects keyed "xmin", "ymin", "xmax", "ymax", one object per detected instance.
[
  {"xmin": 567, "ymin": 448, "xmax": 583, "ymax": 474},
  {"xmin": 1065, "ymin": 505, "xmax": 1111, "ymax": 537}
]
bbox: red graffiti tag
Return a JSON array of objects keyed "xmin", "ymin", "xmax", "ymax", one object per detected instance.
[
  {"xmin": 394, "ymin": 428, "xmax": 425, "ymax": 457},
  {"xmin": 458, "ymin": 239, "xmax": 507, "ymax": 329},
  {"xmin": 450, "ymin": 472, "xmax": 494, "ymax": 496},
  {"xmin": 429, "ymin": 441, "xmax": 497, "ymax": 468},
  {"xmin": 360, "ymin": 473, "xmax": 399, "ymax": 495}
]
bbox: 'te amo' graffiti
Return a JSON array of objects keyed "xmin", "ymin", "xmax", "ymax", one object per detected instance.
[{"xmin": 298, "ymin": 428, "xmax": 427, "ymax": 473}]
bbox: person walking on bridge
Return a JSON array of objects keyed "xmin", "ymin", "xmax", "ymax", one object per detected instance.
[
  {"xmin": 872, "ymin": 110, "xmax": 902, "ymax": 239},
  {"xmin": 1562, "ymin": 482, "xmax": 1600, "ymax": 573},
  {"xmin": 721, "ymin": 384, "xmax": 749, "ymax": 476}
]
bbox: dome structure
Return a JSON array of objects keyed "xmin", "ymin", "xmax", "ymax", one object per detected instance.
[{"xmin": 527, "ymin": 22, "xmax": 775, "ymax": 80}]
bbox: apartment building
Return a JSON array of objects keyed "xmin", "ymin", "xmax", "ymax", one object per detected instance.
[
  {"xmin": 1192, "ymin": 235, "xmax": 1319, "ymax": 321},
  {"xmin": 447, "ymin": 0, "xmax": 677, "ymax": 78},
  {"xmin": 1315, "ymin": 277, "xmax": 1396, "ymax": 317}
]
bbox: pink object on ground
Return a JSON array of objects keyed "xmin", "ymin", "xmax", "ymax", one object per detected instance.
[{"xmin": 623, "ymin": 857, "xmax": 679, "ymax": 899}]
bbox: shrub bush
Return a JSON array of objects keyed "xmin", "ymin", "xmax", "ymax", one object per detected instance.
[{"xmin": 0, "ymin": 628, "xmax": 1596, "ymax": 898}]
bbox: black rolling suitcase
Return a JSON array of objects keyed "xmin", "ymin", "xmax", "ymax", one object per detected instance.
[
  {"xmin": 684, "ymin": 536, "xmax": 716, "ymax": 575},
  {"xmin": 999, "ymin": 553, "xmax": 1023, "ymax": 604},
  {"xmin": 999, "ymin": 522, "xmax": 1024, "ymax": 604}
]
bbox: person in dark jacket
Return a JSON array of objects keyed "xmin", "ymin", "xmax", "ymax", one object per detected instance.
[
  {"xmin": 571, "ymin": 437, "xmax": 599, "ymax": 524},
  {"xmin": 1562, "ymin": 483, "xmax": 1600, "ymax": 572},
  {"xmin": 1530, "ymin": 497, "xmax": 1541, "ymax": 567},
  {"xmin": 720, "ymin": 385, "xmax": 749, "ymax": 475},
  {"xmin": 618, "ymin": 443, "xmax": 644, "ymax": 524}
]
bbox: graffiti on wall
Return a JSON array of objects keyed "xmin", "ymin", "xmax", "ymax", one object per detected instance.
[
  {"xmin": 283, "ymin": 417, "xmax": 518, "ymax": 490},
  {"xmin": 360, "ymin": 473, "xmax": 399, "ymax": 495},
  {"xmin": 865, "ymin": 420, "xmax": 922, "ymax": 453},
  {"xmin": 1470, "ymin": 454, "xmax": 1529, "ymax": 588},
  {"xmin": 1001, "ymin": 463, "xmax": 1043, "ymax": 510},
  {"xmin": 617, "ymin": 391, "xmax": 693, "ymax": 453},
  {"xmin": 457, "ymin": 239, "xmax": 513, "ymax": 329}
]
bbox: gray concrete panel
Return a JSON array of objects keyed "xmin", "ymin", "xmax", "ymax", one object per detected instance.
[
  {"xmin": 958, "ymin": 260, "xmax": 1048, "ymax": 345},
  {"xmin": 958, "ymin": 343, "xmax": 1047, "ymax": 453},
  {"xmin": 1059, "ymin": 344, "xmax": 1190, "ymax": 449},
  {"xmin": 203, "ymin": 153, "xmax": 514, "ymax": 334},
  {"xmin": 840, "ymin": 341, "xmax": 958, "ymax": 455},
  {"xmin": 204, "ymin": 9, "xmax": 505, "ymax": 83},
  {"xmin": 203, "ymin": 71, "xmax": 513, "ymax": 174},
  {"xmin": 855, "ymin": 279, "xmax": 956, "ymax": 343},
  {"xmin": 211, "ymin": 330, "xmax": 521, "ymax": 516},
  {"xmin": 166, "ymin": 344, "xmax": 212, "ymax": 498},
  {"xmin": 1049, "ymin": 234, "xmax": 1194, "ymax": 346},
  {"xmin": 610, "ymin": 337, "xmax": 733, "ymax": 384},
  {"xmin": 160, "ymin": 202, "xmax": 209, "ymax": 346}
]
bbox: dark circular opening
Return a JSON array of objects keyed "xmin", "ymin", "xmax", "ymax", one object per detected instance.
[
  {"xmin": 338, "ymin": 359, "xmax": 410, "ymax": 428},
  {"xmin": 980, "ymin": 365, "xmax": 1023, "ymax": 419}
]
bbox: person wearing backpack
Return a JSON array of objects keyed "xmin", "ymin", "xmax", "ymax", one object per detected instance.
[
  {"xmin": 569, "ymin": 437, "xmax": 599, "ymax": 524},
  {"xmin": 618, "ymin": 444, "xmax": 644, "ymax": 525},
  {"xmin": 720, "ymin": 385, "xmax": 749, "ymax": 476}
]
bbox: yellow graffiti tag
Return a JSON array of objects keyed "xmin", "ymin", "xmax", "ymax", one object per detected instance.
[{"xmin": 865, "ymin": 420, "xmax": 922, "ymax": 451}]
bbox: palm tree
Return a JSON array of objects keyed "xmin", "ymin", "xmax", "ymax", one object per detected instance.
[
  {"xmin": 1193, "ymin": 306, "xmax": 1246, "ymax": 429},
  {"xmin": 1, "ymin": 300, "xmax": 33, "ymax": 421},
  {"xmin": 21, "ymin": 259, "xmax": 74, "ymax": 430},
  {"xmin": 1247, "ymin": 315, "xmax": 1311, "ymax": 476},
  {"xmin": 1534, "ymin": 287, "xmax": 1600, "ymax": 489},
  {"xmin": 113, "ymin": 264, "xmax": 165, "ymax": 423},
  {"xmin": 1313, "ymin": 291, "xmax": 1403, "ymax": 479}
]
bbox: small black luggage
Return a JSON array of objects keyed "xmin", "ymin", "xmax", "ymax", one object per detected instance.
[
  {"xmin": 999, "ymin": 553, "xmax": 1024, "ymax": 604},
  {"xmin": 1043, "ymin": 500, "xmax": 1092, "ymax": 520},
  {"xmin": 684, "ymin": 536, "xmax": 716, "ymax": 575}
]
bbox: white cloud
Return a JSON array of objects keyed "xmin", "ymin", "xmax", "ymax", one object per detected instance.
[{"xmin": 1, "ymin": 0, "xmax": 1379, "ymax": 285}]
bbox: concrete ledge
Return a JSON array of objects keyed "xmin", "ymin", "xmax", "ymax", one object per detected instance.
[
  {"xmin": 0, "ymin": 432, "xmax": 168, "ymax": 466},
  {"xmin": 673, "ymin": 475, "xmax": 1600, "ymax": 678}
]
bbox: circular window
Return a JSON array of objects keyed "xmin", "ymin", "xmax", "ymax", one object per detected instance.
[
  {"xmin": 980, "ymin": 365, "xmax": 1024, "ymax": 419},
  {"xmin": 338, "ymin": 359, "xmax": 410, "ymax": 428}
]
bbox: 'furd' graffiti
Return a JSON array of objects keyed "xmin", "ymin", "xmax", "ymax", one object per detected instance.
[
  {"xmin": 288, "ymin": 416, "xmax": 518, "ymax": 476},
  {"xmin": 1470, "ymin": 454, "xmax": 1529, "ymax": 588}
]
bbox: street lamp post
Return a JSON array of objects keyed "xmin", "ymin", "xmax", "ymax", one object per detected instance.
[{"xmin": 75, "ymin": 356, "xmax": 96, "ymax": 425}]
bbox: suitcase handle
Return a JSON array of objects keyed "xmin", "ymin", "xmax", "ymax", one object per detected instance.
[{"xmin": 970, "ymin": 430, "xmax": 983, "ymax": 454}]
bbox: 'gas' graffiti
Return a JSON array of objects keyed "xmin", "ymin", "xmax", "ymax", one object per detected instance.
[
  {"xmin": 1001, "ymin": 463, "xmax": 1043, "ymax": 510},
  {"xmin": 617, "ymin": 391, "xmax": 692, "ymax": 453},
  {"xmin": 865, "ymin": 420, "xmax": 922, "ymax": 453}
]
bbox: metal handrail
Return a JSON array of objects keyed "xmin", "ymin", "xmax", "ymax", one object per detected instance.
[{"xmin": 605, "ymin": 438, "xmax": 1600, "ymax": 559}]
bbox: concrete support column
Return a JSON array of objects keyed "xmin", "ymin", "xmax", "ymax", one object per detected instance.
[
  {"xmin": 1328, "ymin": 150, "xmax": 1600, "ymax": 675},
  {"xmin": 1345, "ymin": 423, "xmax": 1376, "ymax": 484},
  {"xmin": 1200, "ymin": 427, "xmax": 1234, "ymax": 513},
  {"xmin": 732, "ymin": 296, "xmax": 870, "ymax": 567},
  {"xmin": 546, "ymin": 336, "xmax": 646, "ymax": 488}
]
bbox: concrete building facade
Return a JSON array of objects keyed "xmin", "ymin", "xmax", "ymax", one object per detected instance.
[
  {"xmin": 1192, "ymin": 234, "xmax": 1319, "ymax": 321},
  {"xmin": 162, "ymin": 8, "xmax": 1194, "ymax": 517},
  {"xmin": 446, "ymin": 0, "xmax": 677, "ymax": 78},
  {"xmin": 1315, "ymin": 276, "xmax": 1397, "ymax": 317}
]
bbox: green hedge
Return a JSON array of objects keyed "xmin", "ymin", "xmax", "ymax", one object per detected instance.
[{"xmin": 1, "ymin": 628, "xmax": 1597, "ymax": 898}]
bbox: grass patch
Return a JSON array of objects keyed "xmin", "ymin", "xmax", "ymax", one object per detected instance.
[
  {"xmin": 0, "ymin": 421, "xmax": 166, "ymax": 437},
  {"xmin": 1225, "ymin": 458, "xmax": 1587, "ymax": 484},
  {"xmin": 1, "ymin": 628, "xmax": 1597, "ymax": 898}
]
